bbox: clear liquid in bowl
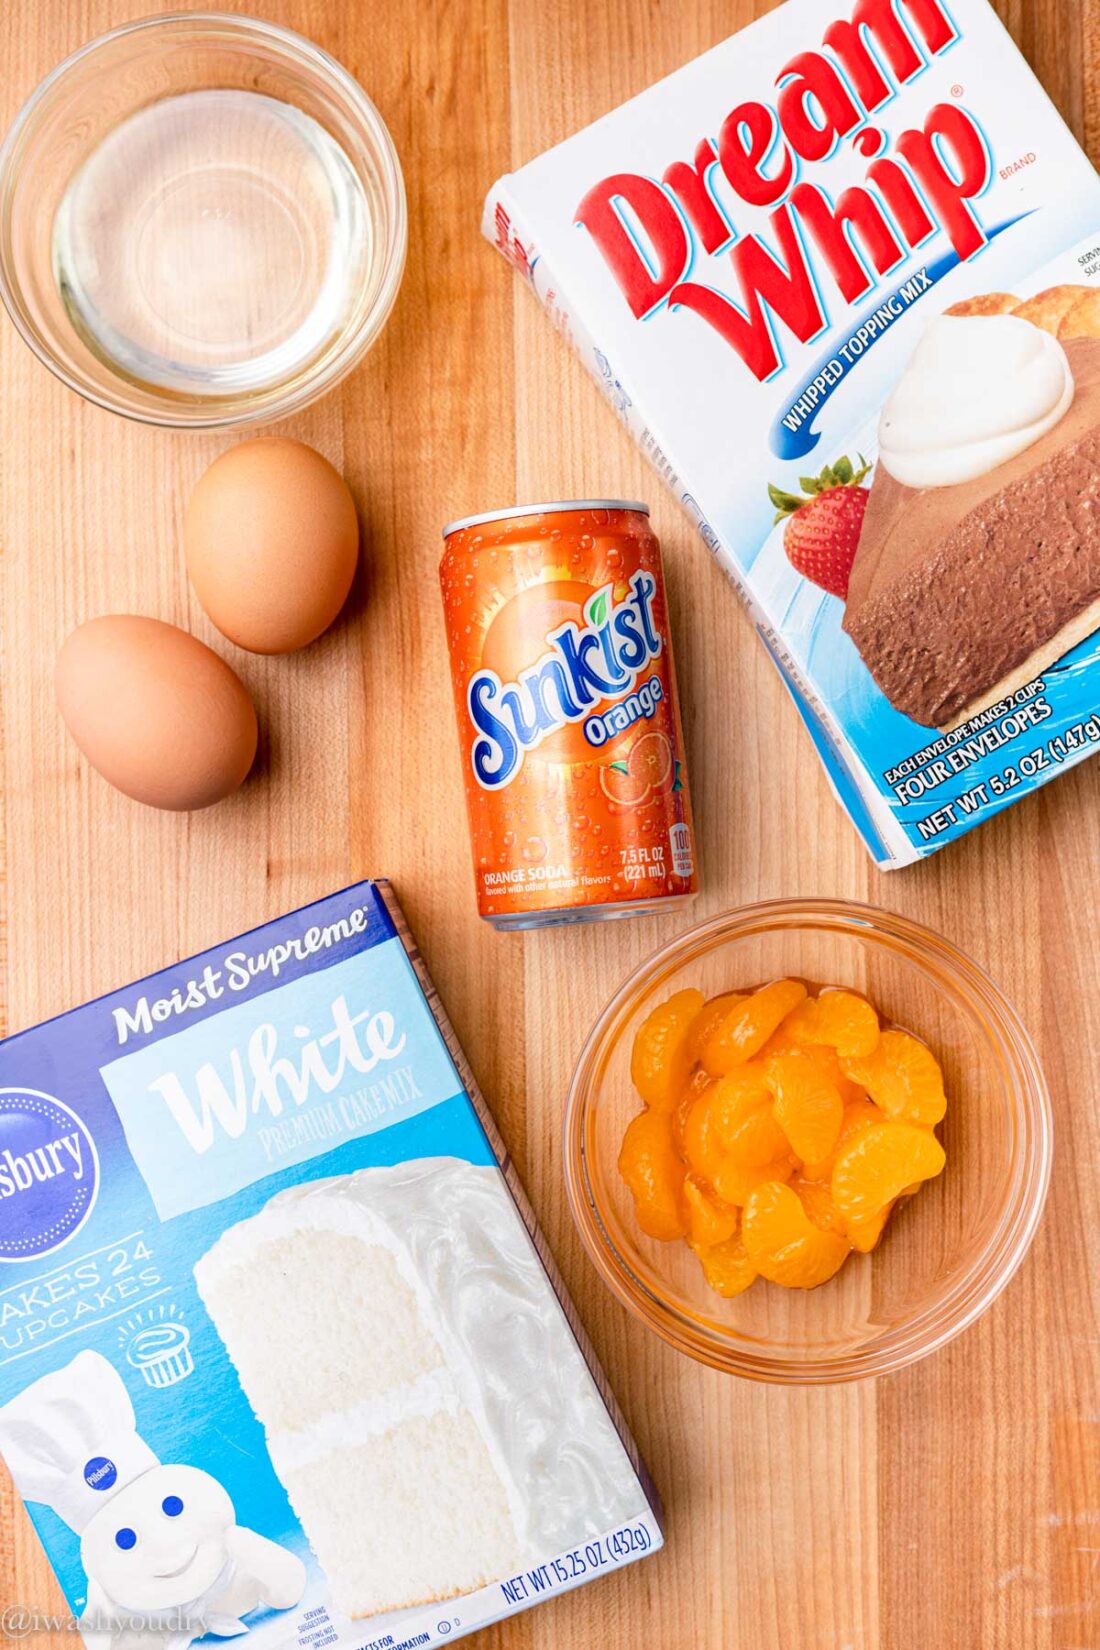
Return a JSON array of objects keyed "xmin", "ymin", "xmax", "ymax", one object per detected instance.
[{"xmin": 52, "ymin": 89, "xmax": 371, "ymax": 398}]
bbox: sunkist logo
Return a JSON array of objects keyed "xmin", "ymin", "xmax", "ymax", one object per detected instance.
[
  {"xmin": 466, "ymin": 570, "xmax": 664, "ymax": 789},
  {"xmin": 576, "ymin": 0, "xmax": 986, "ymax": 381}
]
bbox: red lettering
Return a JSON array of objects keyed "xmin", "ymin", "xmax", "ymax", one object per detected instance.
[
  {"xmin": 824, "ymin": 0, "xmax": 958, "ymax": 112},
  {"xmin": 576, "ymin": 173, "xmax": 690, "ymax": 319},
  {"xmin": 894, "ymin": 104, "xmax": 990, "ymax": 260},
  {"xmin": 776, "ymin": 52, "xmax": 861, "ymax": 161},
  {"xmin": 669, "ymin": 205, "xmax": 825, "ymax": 381},
  {"xmin": 575, "ymin": 0, "xmax": 975, "ymax": 375},
  {"xmin": 718, "ymin": 101, "xmax": 794, "ymax": 208},
  {"xmin": 790, "ymin": 181, "xmax": 904, "ymax": 301},
  {"xmin": 663, "ymin": 139, "xmax": 733, "ymax": 255},
  {"xmin": 866, "ymin": 155, "xmax": 935, "ymax": 246}
]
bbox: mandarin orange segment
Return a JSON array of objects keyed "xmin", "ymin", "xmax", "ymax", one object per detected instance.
[
  {"xmin": 742, "ymin": 1181, "xmax": 850, "ymax": 1289},
  {"xmin": 681, "ymin": 1083, "xmax": 794, "ymax": 1206},
  {"xmin": 681, "ymin": 1085, "xmax": 724, "ymax": 1186},
  {"xmin": 617, "ymin": 1110, "xmax": 688, "ymax": 1241},
  {"xmin": 683, "ymin": 1174, "xmax": 740, "ymax": 1248},
  {"xmin": 673, "ymin": 1068, "xmax": 712, "ymax": 1154},
  {"xmin": 711, "ymin": 1067, "xmax": 788, "ymax": 1165},
  {"xmin": 755, "ymin": 1028, "xmax": 800, "ymax": 1060},
  {"xmin": 766, "ymin": 1052, "xmax": 845, "ymax": 1164},
  {"xmin": 781, "ymin": 989, "xmax": 880, "ymax": 1059},
  {"xmin": 831, "ymin": 1122, "xmax": 946, "ymax": 1226},
  {"xmin": 814, "ymin": 1045, "xmax": 869, "ymax": 1107},
  {"xmin": 688, "ymin": 992, "xmax": 745, "ymax": 1062},
  {"xmin": 800, "ymin": 1095, "xmax": 885, "ymax": 1181},
  {"xmin": 725, "ymin": 1107, "xmax": 792, "ymax": 1171},
  {"xmin": 758, "ymin": 1034, "xmax": 865, "ymax": 1103},
  {"xmin": 843, "ymin": 1029, "xmax": 947, "ymax": 1126},
  {"xmin": 698, "ymin": 979, "xmax": 807, "ymax": 1076},
  {"xmin": 791, "ymin": 1173, "xmax": 847, "ymax": 1237},
  {"xmin": 694, "ymin": 1236, "xmax": 758, "ymax": 1298},
  {"xmin": 712, "ymin": 1153, "xmax": 796, "ymax": 1208},
  {"xmin": 709, "ymin": 1068, "xmax": 796, "ymax": 1203},
  {"xmin": 630, "ymin": 987, "xmax": 705, "ymax": 1111},
  {"xmin": 846, "ymin": 1200, "xmax": 894, "ymax": 1253}
]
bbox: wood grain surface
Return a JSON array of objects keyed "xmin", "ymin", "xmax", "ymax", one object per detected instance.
[{"xmin": 1, "ymin": 1, "xmax": 1098, "ymax": 1646}]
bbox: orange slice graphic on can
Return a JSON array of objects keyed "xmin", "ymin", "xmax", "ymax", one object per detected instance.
[
  {"xmin": 599, "ymin": 760, "xmax": 651, "ymax": 807},
  {"xmin": 628, "ymin": 730, "xmax": 674, "ymax": 791}
]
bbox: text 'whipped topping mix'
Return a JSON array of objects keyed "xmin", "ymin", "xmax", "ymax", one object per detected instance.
[
  {"xmin": 0, "ymin": 883, "xmax": 661, "ymax": 1650},
  {"xmin": 485, "ymin": 0, "xmax": 1100, "ymax": 864}
]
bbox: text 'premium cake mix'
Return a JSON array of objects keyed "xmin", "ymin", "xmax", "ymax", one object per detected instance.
[
  {"xmin": 485, "ymin": 0, "xmax": 1100, "ymax": 865},
  {"xmin": 0, "ymin": 884, "xmax": 661, "ymax": 1650}
]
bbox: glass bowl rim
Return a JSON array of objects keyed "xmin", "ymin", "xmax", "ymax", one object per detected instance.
[
  {"xmin": 0, "ymin": 10, "xmax": 408, "ymax": 429},
  {"xmin": 563, "ymin": 896, "xmax": 1054, "ymax": 1385}
]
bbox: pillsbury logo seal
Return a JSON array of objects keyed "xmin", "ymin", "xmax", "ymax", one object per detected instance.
[
  {"xmin": 0, "ymin": 1089, "xmax": 99, "ymax": 1262},
  {"xmin": 83, "ymin": 1456, "xmax": 117, "ymax": 1491}
]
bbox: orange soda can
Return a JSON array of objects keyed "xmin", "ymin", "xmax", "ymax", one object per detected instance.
[{"xmin": 439, "ymin": 500, "xmax": 699, "ymax": 929}]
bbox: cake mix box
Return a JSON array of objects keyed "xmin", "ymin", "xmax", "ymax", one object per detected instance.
[
  {"xmin": 485, "ymin": 0, "xmax": 1100, "ymax": 865},
  {"xmin": 0, "ymin": 882, "xmax": 661, "ymax": 1650}
]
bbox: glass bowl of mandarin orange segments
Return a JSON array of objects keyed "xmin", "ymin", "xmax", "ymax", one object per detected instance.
[{"xmin": 564, "ymin": 899, "xmax": 1053, "ymax": 1384}]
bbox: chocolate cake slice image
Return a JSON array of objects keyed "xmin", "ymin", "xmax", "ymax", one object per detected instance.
[{"xmin": 843, "ymin": 326, "xmax": 1100, "ymax": 730}]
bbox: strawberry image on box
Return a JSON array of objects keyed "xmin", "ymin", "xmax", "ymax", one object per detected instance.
[
  {"xmin": 485, "ymin": 0, "xmax": 1100, "ymax": 865},
  {"xmin": 768, "ymin": 456, "xmax": 871, "ymax": 599}
]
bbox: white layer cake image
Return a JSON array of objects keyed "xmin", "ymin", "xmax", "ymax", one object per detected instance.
[{"xmin": 193, "ymin": 1156, "xmax": 647, "ymax": 1620}]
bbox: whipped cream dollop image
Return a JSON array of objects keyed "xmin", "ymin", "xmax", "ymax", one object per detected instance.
[{"xmin": 877, "ymin": 314, "xmax": 1075, "ymax": 489}]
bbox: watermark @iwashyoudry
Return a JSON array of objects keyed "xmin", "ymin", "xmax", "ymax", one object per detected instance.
[{"xmin": 1, "ymin": 1608, "xmax": 213, "ymax": 1639}]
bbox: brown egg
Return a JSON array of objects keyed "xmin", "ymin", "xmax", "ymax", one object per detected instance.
[
  {"xmin": 56, "ymin": 616, "xmax": 258, "ymax": 810},
  {"xmin": 185, "ymin": 437, "xmax": 359, "ymax": 654}
]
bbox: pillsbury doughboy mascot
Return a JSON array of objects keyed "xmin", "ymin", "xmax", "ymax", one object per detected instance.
[{"xmin": 0, "ymin": 1350, "xmax": 305, "ymax": 1650}]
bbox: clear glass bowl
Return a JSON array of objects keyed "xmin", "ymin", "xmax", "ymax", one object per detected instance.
[
  {"xmin": 565, "ymin": 900, "xmax": 1053, "ymax": 1384},
  {"xmin": 0, "ymin": 13, "xmax": 407, "ymax": 427}
]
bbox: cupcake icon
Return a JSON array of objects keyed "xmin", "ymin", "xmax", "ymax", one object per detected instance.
[{"xmin": 119, "ymin": 1305, "xmax": 194, "ymax": 1389}]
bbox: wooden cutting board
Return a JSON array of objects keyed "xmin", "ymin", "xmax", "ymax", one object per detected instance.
[{"xmin": 0, "ymin": 1, "xmax": 1097, "ymax": 1646}]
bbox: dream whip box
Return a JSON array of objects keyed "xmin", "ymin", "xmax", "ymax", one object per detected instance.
[
  {"xmin": 0, "ymin": 883, "xmax": 660, "ymax": 1650},
  {"xmin": 485, "ymin": 0, "xmax": 1100, "ymax": 866}
]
